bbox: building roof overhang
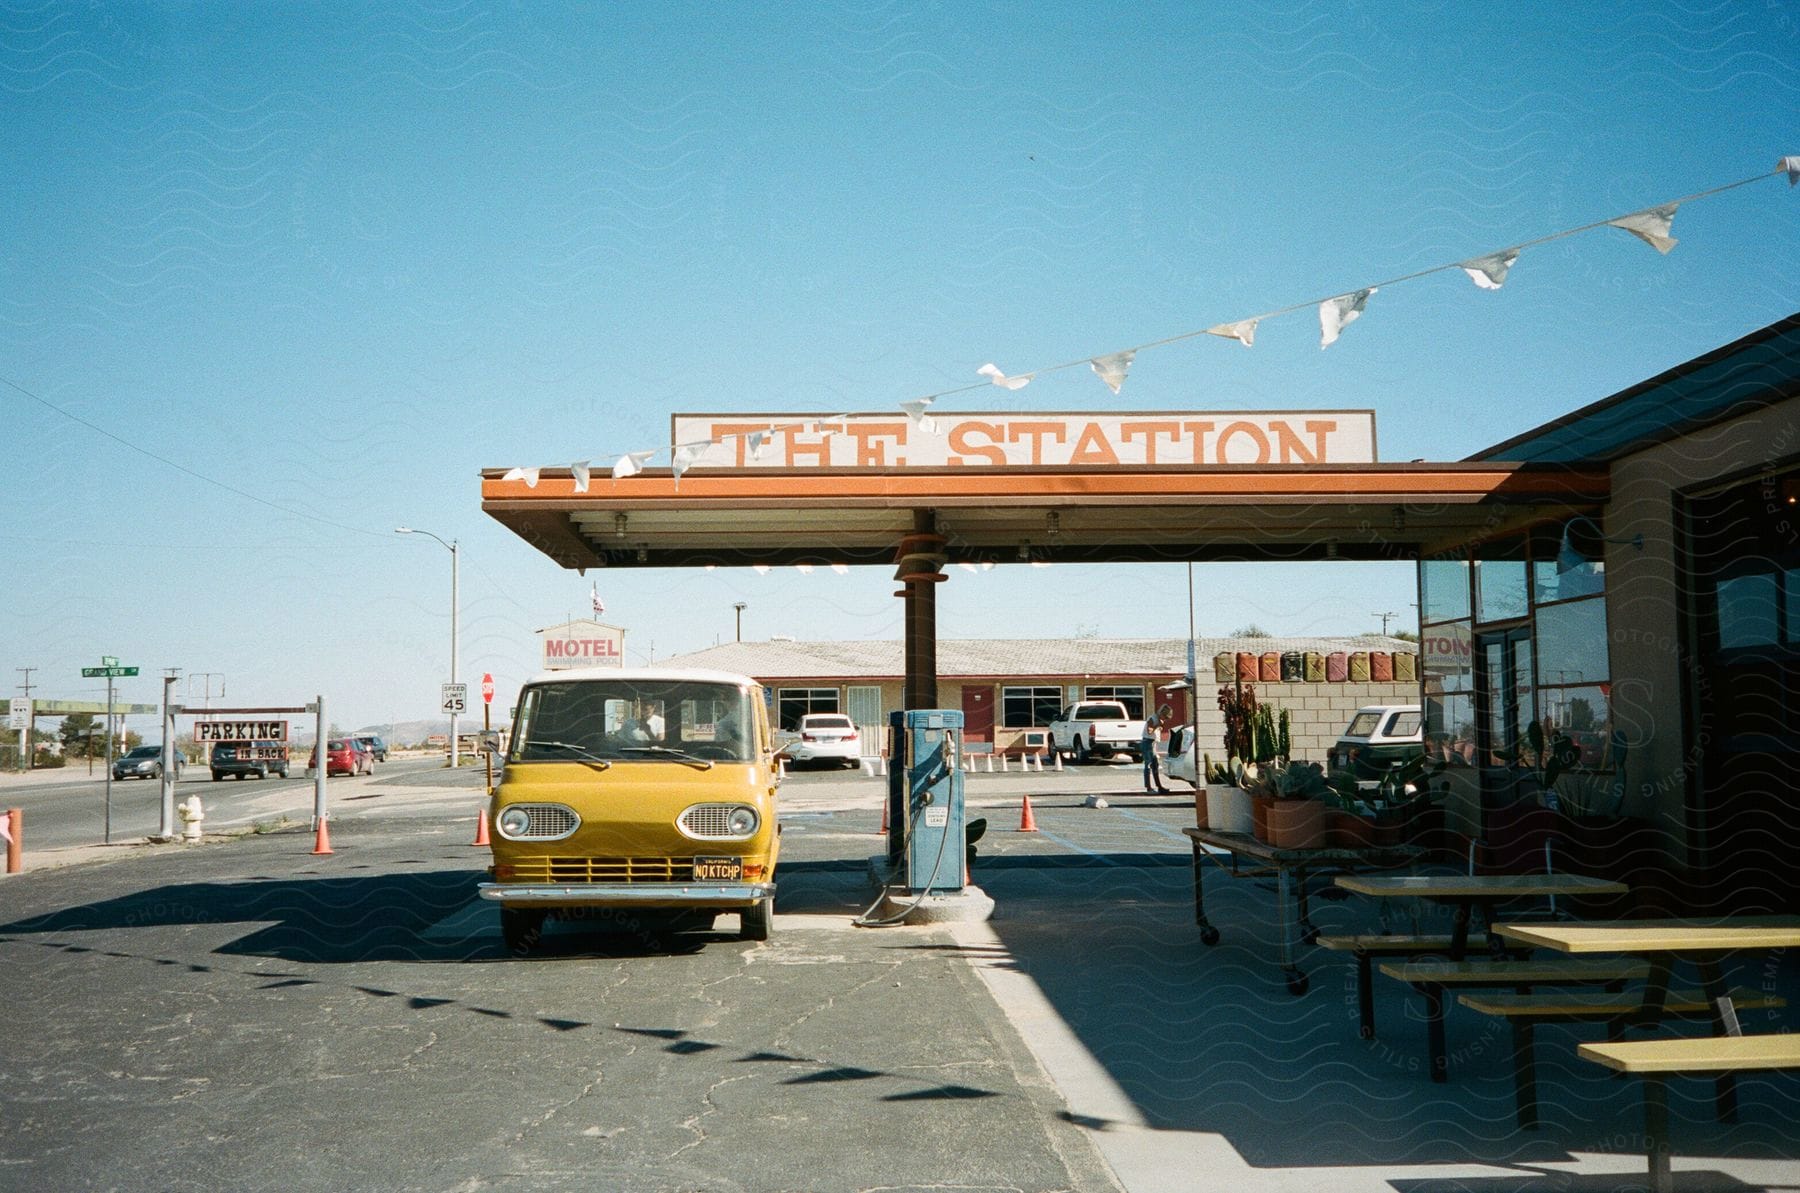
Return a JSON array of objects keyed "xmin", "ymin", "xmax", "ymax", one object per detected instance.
[{"xmin": 481, "ymin": 462, "xmax": 1609, "ymax": 570}]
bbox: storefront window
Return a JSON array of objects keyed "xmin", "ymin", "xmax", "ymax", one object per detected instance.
[
  {"xmin": 1474, "ymin": 556, "xmax": 1529, "ymax": 624},
  {"xmin": 1533, "ymin": 518, "xmax": 1606, "ymax": 603},
  {"xmin": 1534, "ymin": 596, "xmax": 1608, "ymax": 686},
  {"xmin": 1002, "ymin": 686, "xmax": 1063, "ymax": 728},
  {"xmin": 777, "ymin": 687, "xmax": 840, "ymax": 731},
  {"xmin": 1083, "ymin": 684, "xmax": 1145, "ymax": 718},
  {"xmin": 1421, "ymin": 557, "xmax": 1471, "ymax": 624},
  {"xmin": 1716, "ymin": 572, "xmax": 1780, "ymax": 649},
  {"xmin": 1422, "ymin": 619, "xmax": 1475, "ymax": 766}
]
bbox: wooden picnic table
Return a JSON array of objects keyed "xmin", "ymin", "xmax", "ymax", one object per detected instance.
[
  {"xmin": 1335, "ymin": 872, "xmax": 1629, "ymax": 961},
  {"xmin": 1496, "ymin": 917, "xmax": 1800, "ymax": 1192},
  {"xmin": 1494, "ymin": 917, "xmax": 1800, "ymax": 1118},
  {"xmin": 1181, "ymin": 827, "xmax": 1418, "ymax": 995}
]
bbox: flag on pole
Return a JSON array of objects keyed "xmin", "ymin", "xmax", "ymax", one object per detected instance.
[{"xmin": 591, "ymin": 583, "xmax": 605, "ymax": 617}]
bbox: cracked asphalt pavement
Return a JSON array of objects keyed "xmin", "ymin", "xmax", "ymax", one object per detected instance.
[{"xmin": 0, "ymin": 773, "xmax": 1131, "ymax": 1193}]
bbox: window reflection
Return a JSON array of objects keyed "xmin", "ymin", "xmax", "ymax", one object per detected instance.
[
  {"xmin": 1717, "ymin": 573, "xmax": 1780, "ymax": 649},
  {"xmin": 1475, "ymin": 558, "xmax": 1529, "ymax": 623},
  {"xmin": 1536, "ymin": 597, "xmax": 1608, "ymax": 685},
  {"xmin": 1421, "ymin": 557, "xmax": 1471, "ymax": 624}
]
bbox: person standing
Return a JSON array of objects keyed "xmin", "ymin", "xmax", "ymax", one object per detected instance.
[{"xmin": 1141, "ymin": 707, "xmax": 1170, "ymax": 793}]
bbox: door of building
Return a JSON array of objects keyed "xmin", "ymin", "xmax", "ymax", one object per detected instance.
[
  {"xmin": 1475, "ymin": 624, "xmax": 1534, "ymax": 811},
  {"xmin": 846, "ymin": 686, "xmax": 883, "ymax": 746},
  {"xmin": 960, "ymin": 686, "xmax": 994, "ymax": 745}
]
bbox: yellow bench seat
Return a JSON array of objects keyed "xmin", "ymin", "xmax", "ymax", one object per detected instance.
[
  {"xmin": 1459, "ymin": 988, "xmax": 1784, "ymax": 1019},
  {"xmin": 1579, "ymin": 1033, "xmax": 1800, "ymax": 1074}
]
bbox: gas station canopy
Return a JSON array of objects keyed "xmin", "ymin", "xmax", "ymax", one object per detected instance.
[{"xmin": 481, "ymin": 462, "xmax": 1608, "ymax": 571}]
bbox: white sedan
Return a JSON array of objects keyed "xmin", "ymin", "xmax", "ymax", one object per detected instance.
[
  {"xmin": 1163, "ymin": 727, "xmax": 1203, "ymax": 787},
  {"xmin": 779, "ymin": 714, "xmax": 862, "ymax": 769}
]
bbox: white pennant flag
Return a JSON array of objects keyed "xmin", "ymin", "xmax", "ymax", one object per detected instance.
[
  {"xmin": 1204, "ymin": 319, "xmax": 1258, "ymax": 348},
  {"xmin": 611, "ymin": 451, "xmax": 654, "ymax": 480},
  {"xmin": 1319, "ymin": 288, "xmax": 1376, "ymax": 349},
  {"xmin": 1779, "ymin": 155, "xmax": 1800, "ymax": 186},
  {"xmin": 501, "ymin": 466, "xmax": 541, "ymax": 488},
  {"xmin": 745, "ymin": 429, "xmax": 771, "ymax": 460},
  {"xmin": 670, "ymin": 442, "xmax": 708, "ymax": 487},
  {"xmin": 590, "ymin": 582, "xmax": 605, "ymax": 617},
  {"xmin": 977, "ymin": 362, "xmax": 1032, "ymax": 390},
  {"xmin": 1608, "ymin": 203, "xmax": 1679, "ymax": 254},
  {"xmin": 830, "ymin": 562, "xmax": 849, "ymax": 574},
  {"xmin": 570, "ymin": 460, "xmax": 591, "ymax": 493},
  {"xmin": 1460, "ymin": 249, "xmax": 1520, "ymax": 291},
  {"xmin": 795, "ymin": 563, "xmax": 813, "ymax": 574},
  {"xmin": 900, "ymin": 398, "xmax": 938, "ymax": 433},
  {"xmin": 1088, "ymin": 350, "xmax": 1135, "ymax": 394}
]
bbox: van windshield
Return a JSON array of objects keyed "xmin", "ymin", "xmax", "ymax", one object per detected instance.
[{"xmin": 510, "ymin": 679, "xmax": 756, "ymax": 764}]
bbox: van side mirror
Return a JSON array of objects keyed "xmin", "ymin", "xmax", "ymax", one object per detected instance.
[{"xmin": 477, "ymin": 730, "xmax": 502, "ymax": 754}]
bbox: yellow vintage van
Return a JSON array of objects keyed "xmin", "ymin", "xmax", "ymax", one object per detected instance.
[{"xmin": 477, "ymin": 667, "xmax": 779, "ymax": 953}]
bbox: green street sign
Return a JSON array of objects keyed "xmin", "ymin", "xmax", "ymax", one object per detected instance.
[
  {"xmin": 101, "ymin": 655, "xmax": 119, "ymax": 666},
  {"xmin": 81, "ymin": 666, "xmax": 138, "ymax": 678}
]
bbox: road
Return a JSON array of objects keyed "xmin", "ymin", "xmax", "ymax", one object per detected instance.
[{"xmin": 0, "ymin": 756, "xmax": 477, "ymax": 851}]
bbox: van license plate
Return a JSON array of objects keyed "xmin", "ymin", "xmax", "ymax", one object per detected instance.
[{"xmin": 692, "ymin": 856, "xmax": 742, "ymax": 881}]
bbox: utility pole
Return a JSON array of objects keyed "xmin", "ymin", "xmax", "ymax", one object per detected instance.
[
  {"xmin": 159, "ymin": 670, "xmax": 181, "ymax": 840},
  {"xmin": 1377, "ymin": 611, "xmax": 1398, "ymax": 635},
  {"xmin": 15, "ymin": 667, "xmax": 35, "ymax": 773}
]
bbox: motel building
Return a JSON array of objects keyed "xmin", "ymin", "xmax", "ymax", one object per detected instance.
[
  {"xmin": 656, "ymin": 634, "xmax": 1422, "ymax": 759},
  {"xmin": 483, "ymin": 313, "xmax": 1800, "ymax": 916}
]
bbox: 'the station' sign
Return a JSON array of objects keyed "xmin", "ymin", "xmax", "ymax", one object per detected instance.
[{"xmin": 672, "ymin": 411, "xmax": 1378, "ymax": 469}]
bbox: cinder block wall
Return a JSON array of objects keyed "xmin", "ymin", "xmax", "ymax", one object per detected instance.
[{"xmin": 1179, "ymin": 681, "xmax": 1420, "ymax": 767}]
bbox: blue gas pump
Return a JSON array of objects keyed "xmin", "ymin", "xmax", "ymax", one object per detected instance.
[{"xmin": 885, "ymin": 709, "xmax": 965, "ymax": 894}]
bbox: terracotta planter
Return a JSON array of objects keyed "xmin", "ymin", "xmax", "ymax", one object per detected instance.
[
  {"xmin": 1251, "ymin": 795, "xmax": 1275, "ymax": 843},
  {"xmin": 1206, "ymin": 785, "xmax": 1253, "ymax": 835},
  {"xmin": 1266, "ymin": 799, "xmax": 1328, "ymax": 849},
  {"xmin": 1328, "ymin": 810, "xmax": 1402, "ymax": 850}
]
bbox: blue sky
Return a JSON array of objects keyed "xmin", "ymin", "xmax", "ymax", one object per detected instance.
[{"xmin": 5, "ymin": 1, "xmax": 1797, "ymax": 731}]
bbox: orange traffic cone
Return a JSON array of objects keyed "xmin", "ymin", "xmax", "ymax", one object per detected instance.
[
  {"xmin": 472, "ymin": 808, "xmax": 490, "ymax": 847},
  {"xmin": 1017, "ymin": 794, "xmax": 1039, "ymax": 833},
  {"xmin": 311, "ymin": 816, "xmax": 334, "ymax": 856}
]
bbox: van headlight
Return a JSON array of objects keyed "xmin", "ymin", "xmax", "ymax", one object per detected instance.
[
  {"xmin": 728, "ymin": 806, "xmax": 758, "ymax": 836},
  {"xmin": 494, "ymin": 804, "xmax": 579, "ymax": 841}
]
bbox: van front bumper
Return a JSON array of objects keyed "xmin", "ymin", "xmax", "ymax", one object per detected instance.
[{"xmin": 477, "ymin": 881, "xmax": 776, "ymax": 907}]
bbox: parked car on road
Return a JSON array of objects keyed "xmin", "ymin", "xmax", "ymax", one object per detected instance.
[
  {"xmin": 211, "ymin": 741, "xmax": 291, "ymax": 781},
  {"xmin": 308, "ymin": 738, "xmax": 372, "ymax": 777},
  {"xmin": 1330, "ymin": 704, "xmax": 1424, "ymax": 782},
  {"xmin": 1048, "ymin": 701, "xmax": 1145, "ymax": 764},
  {"xmin": 113, "ymin": 744, "xmax": 182, "ymax": 781},
  {"xmin": 355, "ymin": 734, "xmax": 388, "ymax": 763},
  {"xmin": 777, "ymin": 713, "xmax": 860, "ymax": 768}
]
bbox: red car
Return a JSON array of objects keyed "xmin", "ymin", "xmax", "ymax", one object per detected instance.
[{"xmin": 308, "ymin": 738, "xmax": 372, "ymax": 777}]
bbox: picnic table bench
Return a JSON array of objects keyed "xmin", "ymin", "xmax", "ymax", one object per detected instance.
[{"xmin": 1496, "ymin": 916, "xmax": 1800, "ymax": 1192}]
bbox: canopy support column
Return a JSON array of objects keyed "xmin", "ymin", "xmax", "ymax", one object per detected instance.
[{"xmin": 896, "ymin": 511, "xmax": 947, "ymax": 711}]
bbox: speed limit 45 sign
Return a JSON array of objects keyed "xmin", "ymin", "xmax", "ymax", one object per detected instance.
[{"xmin": 440, "ymin": 683, "xmax": 468, "ymax": 714}]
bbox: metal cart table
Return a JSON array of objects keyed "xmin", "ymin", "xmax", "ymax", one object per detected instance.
[{"xmin": 1182, "ymin": 826, "xmax": 1419, "ymax": 995}]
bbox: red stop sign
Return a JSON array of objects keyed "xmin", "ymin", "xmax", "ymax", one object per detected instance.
[{"xmin": 481, "ymin": 673, "xmax": 495, "ymax": 704}]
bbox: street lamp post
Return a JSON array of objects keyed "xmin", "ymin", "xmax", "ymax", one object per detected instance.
[
  {"xmin": 733, "ymin": 601, "xmax": 746, "ymax": 643},
  {"xmin": 397, "ymin": 527, "xmax": 460, "ymax": 770}
]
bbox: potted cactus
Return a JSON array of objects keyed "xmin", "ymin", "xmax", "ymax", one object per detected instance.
[{"xmin": 1260, "ymin": 761, "xmax": 1331, "ymax": 849}]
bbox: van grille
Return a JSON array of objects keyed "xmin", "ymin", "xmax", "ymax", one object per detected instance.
[
  {"xmin": 679, "ymin": 804, "xmax": 749, "ymax": 840},
  {"xmin": 510, "ymin": 857, "xmax": 685, "ymax": 883}
]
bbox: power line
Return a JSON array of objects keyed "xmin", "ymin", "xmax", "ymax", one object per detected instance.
[{"xmin": 2, "ymin": 375, "xmax": 392, "ymax": 540}]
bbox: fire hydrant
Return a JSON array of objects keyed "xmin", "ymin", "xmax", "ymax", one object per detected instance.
[{"xmin": 177, "ymin": 794, "xmax": 205, "ymax": 843}]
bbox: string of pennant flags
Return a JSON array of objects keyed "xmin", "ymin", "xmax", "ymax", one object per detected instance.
[{"xmin": 498, "ymin": 155, "xmax": 1800, "ymax": 495}]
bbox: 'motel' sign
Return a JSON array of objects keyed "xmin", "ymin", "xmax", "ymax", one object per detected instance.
[{"xmin": 543, "ymin": 634, "xmax": 623, "ymax": 670}]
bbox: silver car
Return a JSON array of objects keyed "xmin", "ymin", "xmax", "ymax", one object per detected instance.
[{"xmin": 113, "ymin": 744, "xmax": 183, "ymax": 781}]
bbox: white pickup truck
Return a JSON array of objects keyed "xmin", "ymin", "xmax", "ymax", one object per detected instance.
[{"xmin": 1048, "ymin": 701, "xmax": 1146, "ymax": 764}]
